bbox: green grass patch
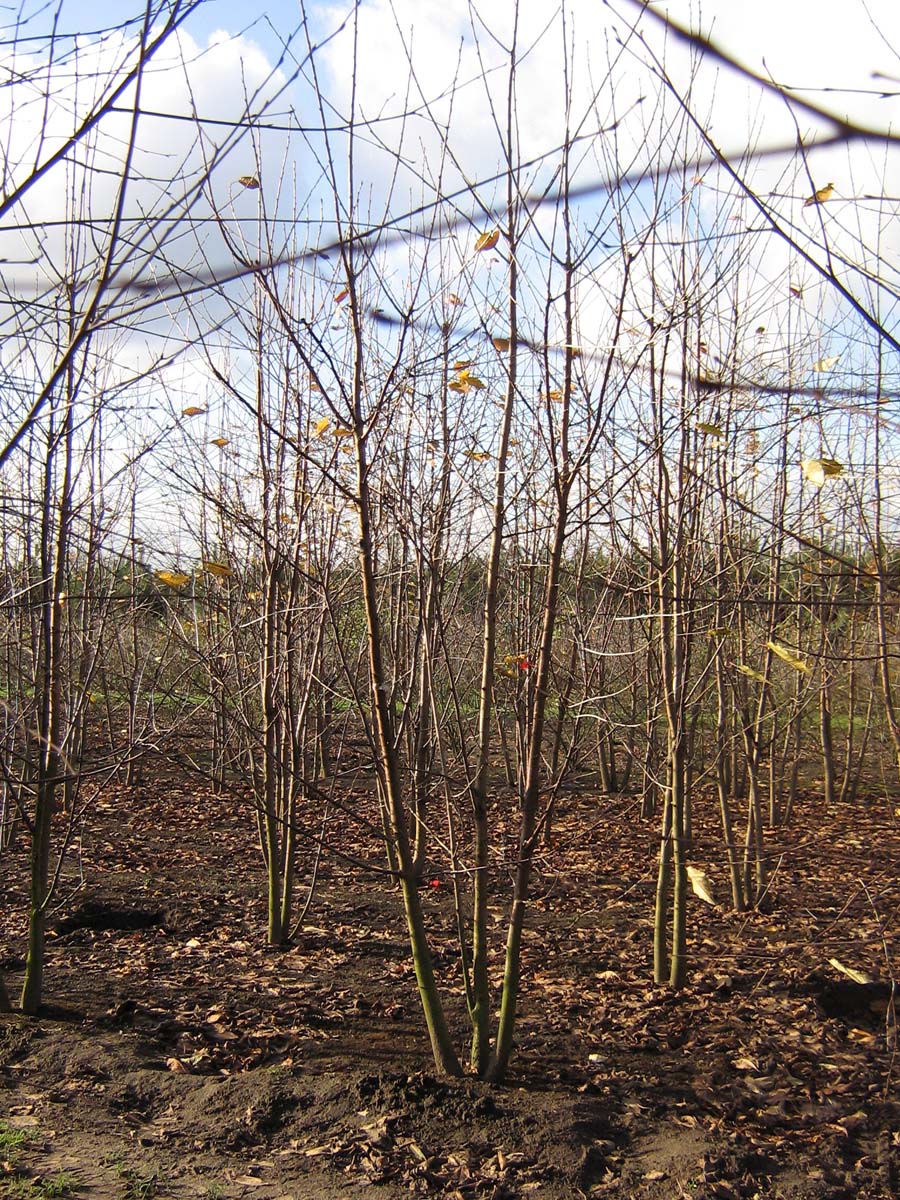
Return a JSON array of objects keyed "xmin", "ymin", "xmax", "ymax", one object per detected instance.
[
  {"xmin": 118, "ymin": 1167, "xmax": 160, "ymax": 1200},
  {"xmin": 0, "ymin": 1123, "xmax": 35, "ymax": 1161},
  {"xmin": 0, "ymin": 1124, "xmax": 78, "ymax": 1200},
  {"xmin": 1, "ymin": 1172, "xmax": 78, "ymax": 1200}
]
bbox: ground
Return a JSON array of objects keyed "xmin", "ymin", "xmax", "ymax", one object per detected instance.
[{"xmin": 2, "ymin": 762, "xmax": 899, "ymax": 1200}]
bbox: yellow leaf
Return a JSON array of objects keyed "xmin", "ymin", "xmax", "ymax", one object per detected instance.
[
  {"xmin": 202, "ymin": 561, "xmax": 233, "ymax": 579},
  {"xmin": 451, "ymin": 369, "xmax": 485, "ymax": 394},
  {"xmin": 546, "ymin": 389, "xmax": 563, "ymax": 403},
  {"xmin": 686, "ymin": 865, "xmax": 717, "ymax": 906},
  {"xmin": 767, "ymin": 641, "xmax": 809, "ymax": 673},
  {"xmin": 737, "ymin": 664, "xmax": 767, "ymax": 684},
  {"xmin": 802, "ymin": 458, "xmax": 842, "ymax": 486},
  {"xmin": 182, "ymin": 406, "xmax": 206, "ymax": 417},
  {"xmin": 448, "ymin": 294, "xmax": 463, "ymax": 306},
  {"xmin": 315, "ymin": 417, "xmax": 331, "ymax": 437},
  {"xmin": 802, "ymin": 458, "xmax": 826, "ymax": 486},
  {"xmin": 697, "ymin": 422, "xmax": 724, "ymax": 437},
  {"xmin": 474, "ymin": 229, "xmax": 500, "ymax": 253},
  {"xmin": 238, "ymin": 175, "xmax": 260, "ymax": 189},
  {"xmin": 333, "ymin": 426, "xmax": 353, "ymax": 438},
  {"xmin": 452, "ymin": 360, "xmax": 472, "ymax": 370},
  {"xmin": 803, "ymin": 181, "xmax": 834, "ymax": 207},
  {"xmin": 828, "ymin": 958, "xmax": 873, "ymax": 986},
  {"xmin": 492, "ymin": 337, "xmax": 511, "ymax": 352},
  {"xmin": 812, "ymin": 355, "xmax": 840, "ymax": 373},
  {"xmin": 210, "ymin": 437, "xmax": 229, "ymax": 447},
  {"xmin": 706, "ymin": 627, "xmax": 731, "ymax": 638},
  {"xmin": 156, "ymin": 570, "xmax": 190, "ymax": 588},
  {"xmin": 463, "ymin": 448, "xmax": 491, "ymax": 461}
]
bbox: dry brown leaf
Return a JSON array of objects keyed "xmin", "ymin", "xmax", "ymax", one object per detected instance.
[{"xmin": 474, "ymin": 229, "xmax": 500, "ymax": 253}]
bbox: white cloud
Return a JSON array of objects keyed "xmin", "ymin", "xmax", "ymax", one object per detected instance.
[
  {"xmin": 4, "ymin": 0, "xmax": 898, "ymax": 542},
  {"xmin": 0, "ymin": 17, "xmax": 294, "ymax": 437}
]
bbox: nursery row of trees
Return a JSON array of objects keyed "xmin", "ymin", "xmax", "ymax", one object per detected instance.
[{"xmin": 1, "ymin": 0, "xmax": 899, "ymax": 1079}]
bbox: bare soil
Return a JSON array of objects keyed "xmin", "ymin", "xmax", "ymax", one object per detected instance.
[{"xmin": 2, "ymin": 763, "xmax": 900, "ymax": 1200}]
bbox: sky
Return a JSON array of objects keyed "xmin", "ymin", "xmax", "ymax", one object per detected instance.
[
  {"xmin": 4, "ymin": 0, "xmax": 897, "ymax": 364},
  {"xmin": 2, "ymin": 0, "xmax": 899, "ymax": 554},
  {"xmin": 18, "ymin": 0, "xmax": 898, "ymax": 127},
  {"xmin": 7, "ymin": 0, "xmax": 895, "ymax": 225}
]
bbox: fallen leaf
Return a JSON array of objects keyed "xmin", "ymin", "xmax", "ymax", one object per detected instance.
[
  {"xmin": 474, "ymin": 229, "xmax": 500, "ymax": 253},
  {"xmin": 450, "ymin": 369, "xmax": 486, "ymax": 394},
  {"xmin": 732, "ymin": 1055, "xmax": 759, "ymax": 1072},
  {"xmin": 686, "ymin": 865, "xmax": 716, "ymax": 906},
  {"xmin": 737, "ymin": 664, "xmax": 767, "ymax": 684},
  {"xmin": 156, "ymin": 570, "xmax": 190, "ymax": 588},
  {"xmin": 828, "ymin": 958, "xmax": 873, "ymax": 985},
  {"xmin": 767, "ymin": 641, "xmax": 809, "ymax": 673},
  {"xmin": 804, "ymin": 182, "xmax": 835, "ymax": 207},
  {"xmin": 202, "ymin": 561, "xmax": 233, "ymax": 579},
  {"xmin": 812, "ymin": 355, "xmax": 840, "ymax": 373},
  {"xmin": 801, "ymin": 457, "xmax": 842, "ymax": 486}
]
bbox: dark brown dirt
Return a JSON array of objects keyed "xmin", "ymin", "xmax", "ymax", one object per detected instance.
[{"xmin": 2, "ymin": 767, "xmax": 900, "ymax": 1200}]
